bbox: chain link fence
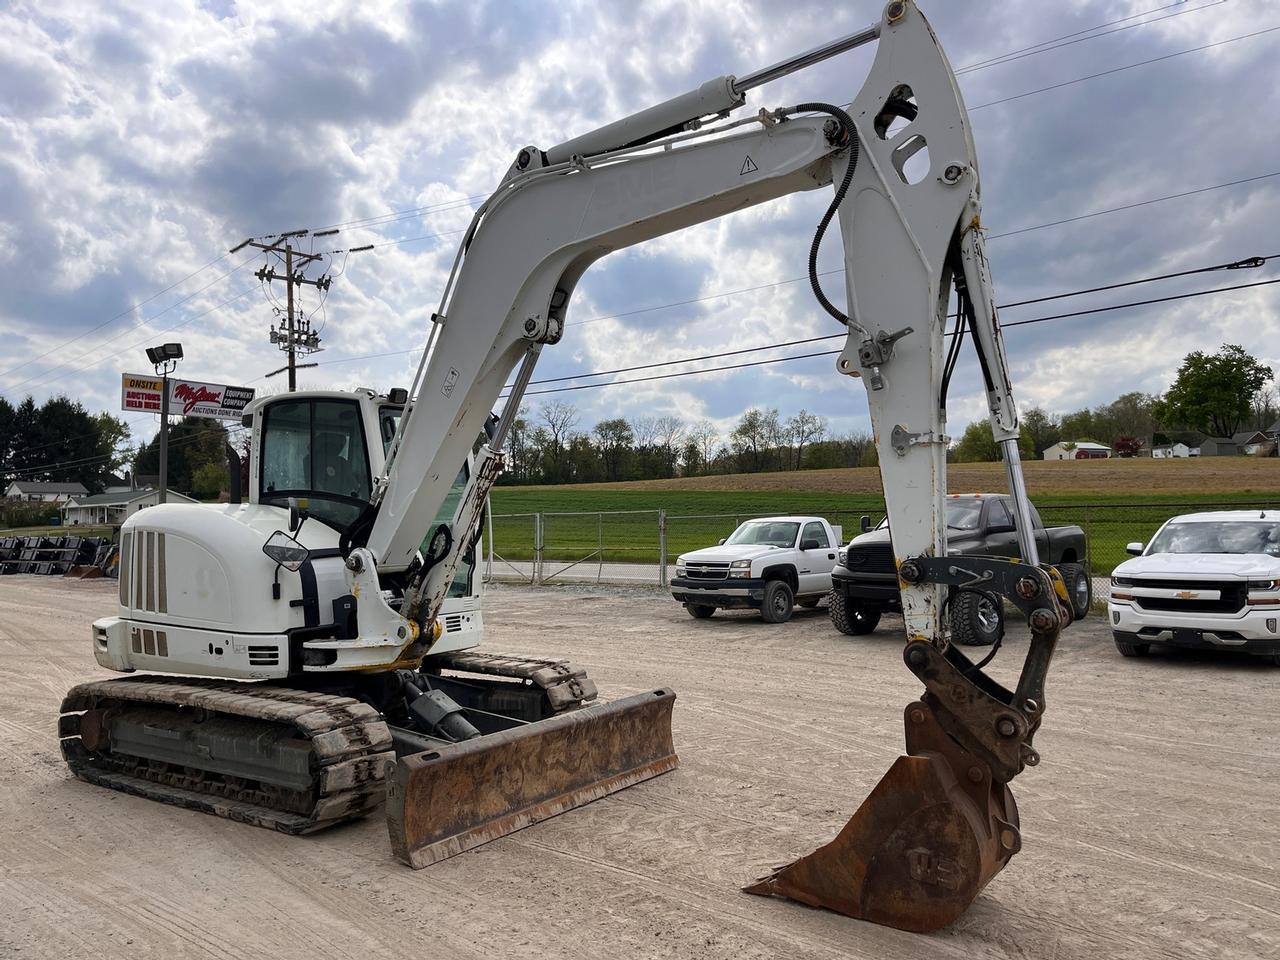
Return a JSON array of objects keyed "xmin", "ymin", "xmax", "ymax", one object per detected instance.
[{"xmin": 484, "ymin": 501, "xmax": 1278, "ymax": 594}]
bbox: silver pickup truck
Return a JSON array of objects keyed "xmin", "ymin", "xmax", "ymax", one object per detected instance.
[{"xmin": 670, "ymin": 516, "xmax": 843, "ymax": 623}]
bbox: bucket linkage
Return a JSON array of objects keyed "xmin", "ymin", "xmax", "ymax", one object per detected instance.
[{"xmin": 746, "ymin": 558, "xmax": 1069, "ymax": 932}]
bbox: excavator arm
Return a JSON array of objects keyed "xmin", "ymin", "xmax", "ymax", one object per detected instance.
[{"xmin": 356, "ymin": 0, "xmax": 1068, "ymax": 930}]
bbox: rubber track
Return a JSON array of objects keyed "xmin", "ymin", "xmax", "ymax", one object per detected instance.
[
  {"xmin": 433, "ymin": 650, "xmax": 598, "ymax": 709},
  {"xmin": 59, "ymin": 676, "xmax": 395, "ymax": 834}
]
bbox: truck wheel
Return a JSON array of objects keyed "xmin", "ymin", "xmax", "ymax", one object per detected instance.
[
  {"xmin": 685, "ymin": 604, "xmax": 716, "ymax": 619},
  {"xmin": 950, "ymin": 590, "xmax": 1002, "ymax": 647},
  {"xmin": 760, "ymin": 580, "xmax": 794, "ymax": 623},
  {"xmin": 1057, "ymin": 562, "xmax": 1092, "ymax": 619},
  {"xmin": 1113, "ymin": 634, "xmax": 1150, "ymax": 657},
  {"xmin": 828, "ymin": 590, "xmax": 881, "ymax": 635}
]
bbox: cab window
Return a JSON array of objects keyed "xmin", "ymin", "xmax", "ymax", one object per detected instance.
[
  {"xmin": 987, "ymin": 499, "xmax": 1014, "ymax": 530},
  {"xmin": 259, "ymin": 398, "xmax": 371, "ymax": 529},
  {"xmin": 429, "ymin": 465, "xmax": 475, "ymax": 598},
  {"xmin": 801, "ymin": 521, "xmax": 830, "ymax": 549}
]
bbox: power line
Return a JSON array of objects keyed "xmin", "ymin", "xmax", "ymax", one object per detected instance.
[
  {"xmin": 0, "ymin": 251, "xmax": 234, "ymax": 380},
  {"xmin": 971, "ymin": 24, "xmax": 1280, "ymax": 111},
  {"xmin": 985, "ymin": 171, "xmax": 1280, "ymax": 240},
  {"xmin": 302, "ymin": 250, "xmax": 1276, "ymax": 378},
  {"xmin": 955, "ymin": 1, "xmax": 1226, "ymax": 74},
  {"xmin": 566, "ymin": 173, "xmax": 1280, "ymax": 328},
  {"xmin": 503, "ymin": 271, "xmax": 1280, "ymax": 399},
  {"xmin": 2, "ymin": 255, "xmax": 261, "ymax": 388},
  {"xmin": 4, "ymin": 287, "xmax": 259, "ymax": 393}
]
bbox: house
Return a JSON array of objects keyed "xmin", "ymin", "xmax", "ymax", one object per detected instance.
[
  {"xmin": 1197, "ymin": 437, "xmax": 1238, "ymax": 457},
  {"xmin": 4, "ymin": 480, "xmax": 88, "ymax": 502},
  {"xmin": 1042, "ymin": 441, "xmax": 1112, "ymax": 461},
  {"xmin": 61, "ymin": 488, "xmax": 199, "ymax": 526},
  {"xmin": 1152, "ymin": 442, "xmax": 1193, "ymax": 459},
  {"xmin": 1232, "ymin": 431, "xmax": 1270, "ymax": 455}
]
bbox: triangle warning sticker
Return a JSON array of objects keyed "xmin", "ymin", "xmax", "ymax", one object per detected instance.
[{"xmin": 740, "ymin": 156, "xmax": 759, "ymax": 176}]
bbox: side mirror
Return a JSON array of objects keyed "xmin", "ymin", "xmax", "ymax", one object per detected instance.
[
  {"xmin": 987, "ymin": 523, "xmax": 1015, "ymax": 534},
  {"xmin": 718, "ymin": 538, "xmax": 727, "ymax": 546},
  {"xmin": 263, "ymin": 530, "xmax": 310, "ymax": 572},
  {"xmin": 801, "ymin": 539, "xmax": 821, "ymax": 551},
  {"xmin": 860, "ymin": 515, "xmax": 872, "ymax": 533},
  {"xmin": 1126, "ymin": 542, "xmax": 1144, "ymax": 556}
]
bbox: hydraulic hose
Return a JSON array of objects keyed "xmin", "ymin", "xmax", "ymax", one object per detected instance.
[{"xmin": 788, "ymin": 102, "xmax": 860, "ymax": 327}]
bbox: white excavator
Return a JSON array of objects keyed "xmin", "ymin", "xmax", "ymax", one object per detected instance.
[{"xmin": 59, "ymin": 1, "xmax": 1072, "ymax": 933}]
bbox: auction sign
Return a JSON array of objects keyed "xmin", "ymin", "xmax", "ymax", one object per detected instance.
[{"xmin": 121, "ymin": 373, "xmax": 255, "ymax": 420}]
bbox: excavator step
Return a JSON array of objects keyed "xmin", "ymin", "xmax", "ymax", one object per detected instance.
[{"xmin": 387, "ymin": 688, "xmax": 677, "ymax": 868}]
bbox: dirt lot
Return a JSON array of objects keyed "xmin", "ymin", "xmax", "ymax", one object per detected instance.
[{"xmin": 2, "ymin": 577, "xmax": 1277, "ymax": 960}]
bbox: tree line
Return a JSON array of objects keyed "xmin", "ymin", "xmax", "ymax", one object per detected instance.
[
  {"xmin": 500, "ymin": 400, "xmax": 877, "ymax": 485},
  {"xmin": 1, "ymin": 392, "xmax": 233, "ymax": 499},
  {"xmin": 951, "ymin": 344, "xmax": 1276, "ymax": 461}
]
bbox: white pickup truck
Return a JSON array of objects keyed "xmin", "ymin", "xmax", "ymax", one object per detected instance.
[
  {"xmin": 1109, "ymin": 510, "xmax": 1280, "ymax": 664},
  {"xmin": 670, "ymin": 516, "xmax": 842, "ymax": 623}
]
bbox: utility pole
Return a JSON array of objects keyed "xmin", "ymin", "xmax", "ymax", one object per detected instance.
[{"xmin": 234, "ymin": 230, "xmax": 331, "ymax": 392}]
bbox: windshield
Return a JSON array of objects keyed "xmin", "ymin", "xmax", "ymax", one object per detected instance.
[
  {"xmin": 726, "ymin": 520, "xmax": 799, "ymax": 548},
  {"xmin": 1147, "ymin": 520, "xmax": 1280, "ymax": 557},
  {"xmin": 947, "ymin": 499, "xmax": 983, "ymax": 531},
  {"xmin": 259, "ymin": 398, "xmax": 371, "ymax": 529}
]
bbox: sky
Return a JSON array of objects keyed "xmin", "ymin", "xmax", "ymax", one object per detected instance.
[{"xmin": 2, "ymin": 0, "xmax": 1279, "ymax": 456}]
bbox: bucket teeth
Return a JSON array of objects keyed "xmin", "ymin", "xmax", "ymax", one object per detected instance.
[{"xmin": 744, "ymin": 699, "xmax": 1019, "ymax": 933}]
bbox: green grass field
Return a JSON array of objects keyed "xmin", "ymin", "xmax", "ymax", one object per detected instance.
[{"xmin": 489, "ymin": 461, "xmax": 1279, "ymax": 574}]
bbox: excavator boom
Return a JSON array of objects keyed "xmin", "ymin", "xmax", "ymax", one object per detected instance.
[{"xmin": 367, "ymin": 0, "xmax": 1068, "ymax": 930}]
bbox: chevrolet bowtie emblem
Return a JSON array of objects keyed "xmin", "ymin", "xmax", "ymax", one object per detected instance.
[{"xmin": 1175, "ymin": 590, "xmax": 1198, "ymax": 599}]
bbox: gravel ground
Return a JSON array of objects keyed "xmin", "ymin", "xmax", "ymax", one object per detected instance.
[{"xmin": 1, "ymin": 576, "xmax": 1277, "ymax": 959}]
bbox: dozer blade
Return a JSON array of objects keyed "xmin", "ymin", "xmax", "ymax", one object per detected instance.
[
  {"xmin": 745, "ymin": 699, "xmax": 1021, "ymax": 933},
  {"xmin": 387, "ymin": 688, "xmax": 677, "ymax": 868}
]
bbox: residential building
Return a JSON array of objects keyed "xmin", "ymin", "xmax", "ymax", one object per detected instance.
[
  {"xmin": 1042, "ymin": 441, "xmax": 1112, "ymax": 461},
  {"xmin": 4, "ymin": 480, "xmax": 88, "ymax": 502},
  {"xmin": 61, "ymin": 488, "xmax": 199, "ymax": 526},
  {"xmin": 1151, "ymin": 442, "xmax": 1194, "ymax": 459},
  {"xmin": 1231, "ymin": 431, "xmax": 1270, "ymax": 455},
  {"xmin": 1197, "ymin": 437, "xmax": 1238, "ymax": 457}
]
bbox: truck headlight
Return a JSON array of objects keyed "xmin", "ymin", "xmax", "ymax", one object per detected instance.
[
  {"xmin": 838, "ymin": 549, "xmax": 848, "ymax": 566},
  {"xmin": 675, "ymin": 558, "xmax": 686, "ymax": 574},
  {"xmin": 729, "ymin": 559, "xmax": 752, "ymax": 579}
]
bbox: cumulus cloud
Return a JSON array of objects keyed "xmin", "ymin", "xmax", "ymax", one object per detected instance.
[{"xmin": 1, "ymin": 0, "xmax": 1277, "ymax": 454}]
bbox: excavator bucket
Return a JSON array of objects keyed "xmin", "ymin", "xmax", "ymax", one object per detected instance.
[
  {"xmin": 387, "ymin": 688, "xmax": 677, "ymax": 868},
  {"xmin": 745, "ymin": 699, "xmax": 1021, "ymax": 933}
]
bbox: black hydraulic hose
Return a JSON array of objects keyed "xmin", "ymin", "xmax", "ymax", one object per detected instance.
[{"xmin": 789, "ymin": 102, "xmax": 860, "ymax": 326}]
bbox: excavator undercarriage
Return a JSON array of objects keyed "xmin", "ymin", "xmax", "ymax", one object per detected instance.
[{"xmin": 60, "ymin": 652, "xmax": 676, "ymax": 860}]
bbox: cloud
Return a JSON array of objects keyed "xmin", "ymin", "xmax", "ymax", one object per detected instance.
[{"xmin": 1, "ymin": 0, "xmax": 1277, "ymax": 459}]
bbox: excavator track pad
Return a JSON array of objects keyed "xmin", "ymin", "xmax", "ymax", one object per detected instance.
[
  {"xmin": 745, "ymin": 697, "xmax": 1019, "ymax": 932},
  {"xmin": 387, "ymin": 688, "xmax": 677, "ymax": 867},
  {"xmin": 59, "ymin": 676, "xmax": 395, "ymax": 833}
]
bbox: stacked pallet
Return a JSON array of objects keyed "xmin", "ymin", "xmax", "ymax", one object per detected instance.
[{"xmin": 0, "ymin": 536, "xmax": 112, "ymax": 576}]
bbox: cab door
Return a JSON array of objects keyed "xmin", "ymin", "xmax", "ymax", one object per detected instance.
[{"xmin": 798, "ymin": 521, "xmax": 835, "ymax": 594}]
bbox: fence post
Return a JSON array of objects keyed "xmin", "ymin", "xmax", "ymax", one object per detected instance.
[
  {"xmin": 1084, "ymin": 504, "xmax": 1092, "ymax": 570},
  {"xmin": 658, "ymin": 509, "xmax": 668, "ymax": 587},
  {"xmin": 534, "ymin": 512, "xmax": 544, "ymax": 585}
]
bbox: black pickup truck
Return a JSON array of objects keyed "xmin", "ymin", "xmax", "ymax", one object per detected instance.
[{"xmin": 829, "ymin": 493, "xmax": 1090, "ymax": 644}]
